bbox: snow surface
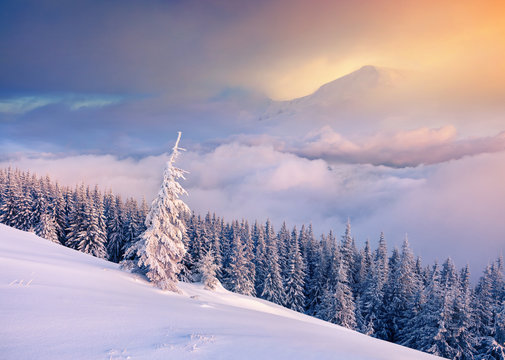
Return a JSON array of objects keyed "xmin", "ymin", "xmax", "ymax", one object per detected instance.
[{"xmin": 0, "ymin": 224, "xmax": 445, "ymax": 360}]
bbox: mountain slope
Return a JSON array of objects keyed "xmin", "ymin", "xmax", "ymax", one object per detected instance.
[
  {"xmin": 260, "ymin": 65, "xmax": 409, "ymax": 135},
  {"xmin": 0, "ymin": 224, "xmax": 444, "ymax": 360}
]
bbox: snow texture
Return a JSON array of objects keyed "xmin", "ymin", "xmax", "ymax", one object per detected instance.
[{"xmin": 0, "ymin": 224, "xmax": 445, "ymax": 359}]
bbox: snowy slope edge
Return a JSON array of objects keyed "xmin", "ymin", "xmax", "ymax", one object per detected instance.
[{"xmin": 0, "ymin": 224, "xmax": 445, "ymax": 360}]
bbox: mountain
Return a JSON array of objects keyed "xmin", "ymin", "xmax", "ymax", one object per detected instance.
[
  {"xmin": 0, "ymin": 224, "xmax": 444, "ymax": 360},
  {"xmin": 260, "ymin": 65, "xmax": 407, "ymax": 135}
]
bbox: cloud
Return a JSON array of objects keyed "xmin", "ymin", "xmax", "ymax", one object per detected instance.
[
  {"xmin": 0, "ymin": 96, "xmax": 60, "ymax": 115},
  {"xmin": 1, "ymin": 141, "xmax": 504, "ymax": 278},
  {"xmin": 0, "ymin": 94, "xmax": 123, "ymax": 115},
  {"xmin": 290, "ymin": 126, "xmax": 505, "ymax": 167},
  {"xmin": 0, "ymin": 142, "xmax": 423, "ymax": 227},
  {"xmin": 361, "ymin": 150, "xmax": 505, "ymax": 276}
]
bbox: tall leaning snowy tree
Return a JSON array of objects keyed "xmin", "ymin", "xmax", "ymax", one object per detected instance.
[{"xmin": 123, "ymin": 132, "xmax": 190, "ymax": 292}]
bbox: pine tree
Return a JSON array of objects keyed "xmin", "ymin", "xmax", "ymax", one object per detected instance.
[
  {"xmin": 376, "ymin": 247, "xmax": 400, "ymax": 340},
  {"xmin": 208, "ymin": 214, "xmax": 223, "ymax": 278},
  {"xmin": 367, "ymin": 232, "xmax": 389, "ymax": 337},
  {"xmin": 380, "ymin": 236, "xmax": 417, "ymax": 343},
  {"xmin": 53, "ymin": 184, "xmax": 67, "ymax": 243},
  {"xmin": 317, "ymin": 221, "xmax": 357, "ymax": 329},
  {"xmin": 78, "ymin": 198, "xmax": 108, "ymax": 258},
  {"xmin": 0, "ymin": 170, "xmax": 22, "ymax": 228},
  {"xmin": 277, "ymin": 221, "xmax": 290, "ymax": 283},
  {"xmin": 106, "ymin": 195, "xmax": 125, "ymax": 262},
  {"xmin": 253, "ymin": 221, "xmax": 268, "ymax": 296},
  {"xmin": 65, "ymin": 184, "xmax": 87, "ymax": 250},
  {"xmin": 260, "ymin": 220, "xmax": 285, "ymax": 305},
  {"xmin": 225, "ymin": 231, "xmax": 253, "ymax": 295},
  {"xmin": 284, "ymin": 227, "xmax": 306, "ymax": 312},
  {"xmin": 357, "ymin": 239, "xmax": 377, "ymax": 334},
  {"xmin": 122, "ymin": 132, "xmax": 190, "ymax": 292},
  {"xmin": 304, "ymin": 226, "xmax": 324, "ymax": 315},
  {"xmin": 35, "ymin": 207, "xmax": 59, "ymax": 243},
  {"xmin": 121, "ymin": 197, "xmax": 142, "ymax": 261},
  {"xmin": 405, "ymin": 263, "xmax": 445, "ymax": 354},
  {"xmin": 196, "ymin": 250, "xmax": 219, "ymax": 290},
  {"xmin": 240, "ymin": 220, "xmax": 256, "ymax": 296},
  {"xmin": 451, "ymin": 264, "xmax": 476, "ymax": 359},
  {"xmin": 17, "ymin": 172, "xmax": 34, "ymax": 231},
  {"xmin": 474, "ymin": 258, "xmax": 505, "ymax": 359},
  {"xmin": 178, "ymin": 224, "xmax": 195, "ymax": 282}
]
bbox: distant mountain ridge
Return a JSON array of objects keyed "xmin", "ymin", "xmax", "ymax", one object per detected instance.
[{"xmin": 261, "ymin": 65, "xmax": 405, "ymax": 122}]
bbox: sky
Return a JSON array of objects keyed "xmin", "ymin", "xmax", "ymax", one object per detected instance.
[{"xmin": 1, "ymin": 0, "xmax": 504, "ymax": 277}]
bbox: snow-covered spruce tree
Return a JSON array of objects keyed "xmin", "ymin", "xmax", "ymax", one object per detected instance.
[
  {"xmin": 122, "ymin": 132, "xmax": 190, "ymax": 292},
  {"xmin": 284, "ymin": 226, "xmax": 306, "ymax": 312},
  {"xmin": 0, "ymin": 170, "xmax": 22, "ymax": 228},
  {"xmin": 72, "ymin": 189, "xmax": 107, "ymax": 259},
  {"xmin": 53, "ymin": 184, "xmax": 67, "ymax": 243},
  {"xmin": 224, "ymin": 231, "xmax": 254, "ymax": 295},
  {"xmin": 321, "ymin": 221, "xmax": 357, "ymax": 329},
  {"xmin": 303, "ymin": 225, "xmax": 323, "ymax": 314},
  {"xmin": 451, "ymin": 264, "xmax": 477, "ymax": 359},
  {"xmin": 474, "ymin": 258, "xmax": 505, "ymax": 359},
  {"xmin": 260, "ymin": 219, "xmax": 285, "ymax": 305},
  {"xmin": 35, "ymin": 204, "xmax": 59, "ymax": 243},
  {"xmin": 253, "ymin": 221, "xmax": 268, "ymax": 295},
  {"xmin": 277, "ymin": 221, "xmax": 291, "ymax": 283},
  {"xmin": 121, "ymin": 198, "xmax": 142, "ymax": 260},
  {"xmin": 240, "ymin": 220, "xmax": 256, "ymax": 296},
  {"xmin": 357, "ymin": 239, "xmax": 375, "ymax": 334},
  {"xmin": 196, "ymin": 250, "xmax": 219, "ymax": 290},
  {"xmin": 178, "ymin": 227, "xmax": 195, "ymax": 282},
  {"xmin": 380, "ymin": 236, "xmax": 417, "ymax": 343},
  {"xmin": 17, "ymin": 172, "xmax": 35, "ymax": 231}
]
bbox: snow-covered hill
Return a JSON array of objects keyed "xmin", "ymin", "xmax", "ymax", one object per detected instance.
[
  {"xmin": 260, "ymin": 65, "xmax": 409, "ymax": 135},
  {"xmin": 0, "ymin": 224, "xmax": 444, "ymax": 360}
]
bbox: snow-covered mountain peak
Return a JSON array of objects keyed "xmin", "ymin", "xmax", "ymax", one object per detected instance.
[
  {"xmin": 313, "ymin": 65, "xmax": 402, "ymax": 98},
  {"xmin": 261, "ymin": 65, "xmax": 405, "ymax": 124}
]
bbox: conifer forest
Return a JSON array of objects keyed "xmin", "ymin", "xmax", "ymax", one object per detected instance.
[{"xmin": 0, "ymin": 167, "xmax": 503, "ymax": 359}]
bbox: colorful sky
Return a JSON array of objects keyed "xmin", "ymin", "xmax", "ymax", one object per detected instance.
[{"xmin": 1, "ymin": 0, "xmax": 505, "ymax": 277}]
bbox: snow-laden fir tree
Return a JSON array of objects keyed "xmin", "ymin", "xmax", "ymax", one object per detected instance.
[
  {"xmin": 17, "ymin": 172, "xmax": 34, "ymax": 231},
  {"xmin": 260, "ymin": 219, "xmax": 285, "ymax": 305},
  {"xmin": 451, "ymin": 264, "xmax": 477, "ymax": 359},
  {"xmin": 224, "ymin": 231, "xmax": 254, "ymax": 295},
  {"xmin": 35, "ymin": 203, "xmax": 59, "ymax": 243},
  {"xmin": 284, "ymin": 226, "xmax": 306, "ymax": 312},
  {"xmin": 380, "ymin": 235, "xmax": 417, "ymax": 343},
  {"xmin": 123, "ymin": 132, "xmax": 190, "ymax": 292},
  {"xmin": 196, "ymin": 249, "xmax": 219, "ymax": 290},
  {"xmin": 253, "ymin": 221, "xmax": 268, "ymax": 295},
  {"xmin": 0, "ymin": 170, "xmax": 22, "ymax": 228},
  {"xmin": 68, "ymin": 188, "xmax": 108, "ymax": 259},
  {"xmin": 306, "ymin": 230, "xmax": 334, "ymax": 315},
  {"xmin": 277, "ymin": 221, "xmax": 291, "ymax": 282},
  {"xmin": 320, "ymin": 221, "xmax": 357, "ymax": 329},
  {"xmin": 356, "ymin": 239, "xmax": 374, "ymax": 334},
  {"xmin": 106, "ymin": 195, "xmax": 125, "ymax": 262},
  {"xmin": 121, "ymin": 198, "xmax": 142, "ymax": 260},
  {"xmin": 240, "ymin": 220, "xmax": 256, "ymax": 296}
]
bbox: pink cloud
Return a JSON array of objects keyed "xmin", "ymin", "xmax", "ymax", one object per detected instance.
[{"xmin": 293, "ymin": 126, "xmax": 505, "ymax": 167}]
